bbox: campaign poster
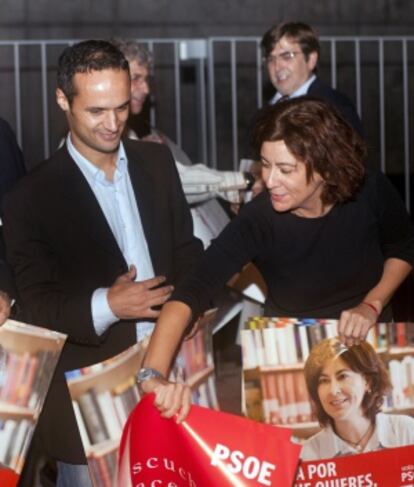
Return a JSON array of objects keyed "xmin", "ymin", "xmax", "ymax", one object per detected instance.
[
  {"xmin": 118, "ymin": 394, "xmax": 302, "ymax": 486},
  {"xmin": 241, "ymin": 318, "xmax": 414, "ymax": 486},
  {"xmin": 66, "ymin": 311, "xmax": 218, "ymax": 487},
  {"xmin": 0, "ymin": 320, "xmax": 67, "ymax": 487}
]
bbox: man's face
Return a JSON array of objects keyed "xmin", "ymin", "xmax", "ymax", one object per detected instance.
[
  {"xmin": 266, "ymin": 35, "xmax": 317, "ymax": 96},
  {"xmin": 56, "ymin": 68, "xmax": 130, "ymax": 163},
  {"xmin": 128, "ymin": 59, "xmax": 150, "ymax": 115}
]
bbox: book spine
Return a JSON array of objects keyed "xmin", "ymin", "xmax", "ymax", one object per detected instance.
[
  {"xmin": 8, "ymin": 418, "xmax": 31, "ymax": 473},
  {"xmin": 388, "ymin": 359, "xmax": 403, "ymax": 408},
  {"xmin": 275, "ymin": 326, "xmax": 289, "ymax": 365},
  {"xmin": 275, "ymin": 372, "xmax": 288, "ymax": 425},
  {"xmin": 284, "ymin": 324, "xmax": 297, "ymax": 364},
  {"xmin": 294, "ymin": 371, "xmax": 312, "ymax": 422},
  {"xmin": 297, "ymin": 324, "xmax": 310, "ymax": 362},
  {"xmin": 18, "ymin": 355, "xmax": 39, "ymax": 407},
  {"xmin": 77, "ymin": 391, "xmax": 109, "ymax": 444},
  {"xmin": 283, "ymin": 372, "xmax": 298, "ymax": 424},
  {"xmin": 396, "ymin": 322, "xmax": 407, "ymax": 347},
  {"xmin": 0, "ymin": 420, "xmax": 17, "ymax": 464},
  {"xmin": 112, "ymin": 394, "xmax": 128, "ymax": 427},
  {"xmin": 241, "ymin": 329, "xmax": 257, "ymax": 369},
  {"xmin": 259, "ymin": 374, "xmax": 271, "ymax": 423},
  {"xmin": 72, "ymin": 399, "xmax": 91, "ymax": 450},
  {"xmin": 262, "ymin": 327, "xmax": 279, "ymax": 366},
  {"xmin": 253, "ymin": 329, "xmax": 265, "ymax": 367}
]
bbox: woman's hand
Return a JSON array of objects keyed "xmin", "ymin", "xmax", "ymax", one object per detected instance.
[
  {"xmin": 140, "ymin": 377, "xmax": 192, "ymax": 423},
  {"xmin": 338, "ymin": 301, "xmax": 380, "ymax": 346}
]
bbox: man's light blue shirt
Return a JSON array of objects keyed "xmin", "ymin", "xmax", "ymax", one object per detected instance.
[
  {"xmin": 270, "ymin": 74, "xmax": 316, "ymax": 104},
  {"xmin": 67, "ymin": 135, "xmax": 156, "ymax": 341}
]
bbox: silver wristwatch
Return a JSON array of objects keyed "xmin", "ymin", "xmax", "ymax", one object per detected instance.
[{"xmin": 136, "ymin": 367, "xmax": 164, "ymax": 384}]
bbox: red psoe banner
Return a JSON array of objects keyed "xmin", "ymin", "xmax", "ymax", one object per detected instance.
[
  {"xmin": 296, "ymin": 445, "xmax": 414, "ymax": 487},
  {"xmin": 119, "ymin": 394, "xmax": 302, "ymax": 487},
  {"xmin": 0, "ymin": 468, "xmax": 19, "ymax": 487}
]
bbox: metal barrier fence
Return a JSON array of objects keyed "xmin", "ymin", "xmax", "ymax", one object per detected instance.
[{"xmin": 0, "ymin": 36, "xmax": 413, "ymax": 210}]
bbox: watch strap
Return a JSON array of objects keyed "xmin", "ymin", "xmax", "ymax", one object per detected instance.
[{"xmin": 136, "ymin": 367, "xmax": 165, "ymax": 384}]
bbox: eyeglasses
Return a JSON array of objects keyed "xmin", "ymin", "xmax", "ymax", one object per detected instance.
[{"xmin": 264, "ymin": 51, "xmax": 302, "ymax": 65}]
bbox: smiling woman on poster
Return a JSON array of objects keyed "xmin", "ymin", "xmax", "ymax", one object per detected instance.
[
  {"xmin": 301, "ymin": 338, "xmax": 414, "ymax": 460},
  {"xmin": 137, "ymin": 98, "xmax": 414, "ymax": 420}
]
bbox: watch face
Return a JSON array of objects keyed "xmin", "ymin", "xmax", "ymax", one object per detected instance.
[
  {"xmin": 138, "ymin": 369, "xmax": 151, "ymax": 382},
  {"xmin": 137, "ymin": 368, "xmax": 162, "ymax": 383}
]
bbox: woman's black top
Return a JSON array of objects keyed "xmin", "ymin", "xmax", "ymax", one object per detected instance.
[{"xmin": 172, "ymin": 170, "xmax": 414, "ymax": 320}]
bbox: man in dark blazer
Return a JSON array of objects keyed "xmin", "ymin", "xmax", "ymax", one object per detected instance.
[
  {"xmin": 0, "ymin": 117, "xmax": 26, "ymax": 213},
  {"xmin": 3, "ymin": 40, "xmax": 202, "ymax": 486},
  {"xmin": 0, "ymin": 117, "xmax": 26, "ymax": 301},
  {"xmin": 260, "ymin": 21, "xmax": 363, "ymax": 135}
]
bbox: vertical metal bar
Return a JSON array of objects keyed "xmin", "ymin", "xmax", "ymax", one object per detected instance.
[
  {"xmin": 256, "ymin": 39, "xmax": 263, "ymax": 109},
  {"xmin": 173, "ymin": 41, "xmax": 182, "ymax": 147},
  {"xmin": 330, "ymin": 39, "xmax": 337, "ymax": 89},
  {"xmin": 199, "ymin": 57, "xmax": 208, "ymax": 164},
  {"xmin": 147, "ymin": 40, "xmax": 156, "ymax": 128},
  {"xmin": 40, "ymin": 43, "xmax": 50, "ymax": 159},
  {"xmin": 379, "ymin": 39, "xmax": 386, "ymax": 173},
  {"xmin": 13, "ymin": 43, "xmax": 22, "ymax": 147},
  {"xmin": 354, "ymin": 39, "xmax": 362, "ymax": 117},
  {"xmin": 207, "ymin": 39, "xmax": 217, "ymax": 168},
  {"xmin": 402, "ymin": 39, "xmax": 410, "ymax": 212},
  {"xmin": 230, "ymin": 40, "xmax": 238, "ymax": 171}
]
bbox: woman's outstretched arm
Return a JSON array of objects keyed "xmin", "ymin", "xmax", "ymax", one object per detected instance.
[{"xmin": 139, "ymin": 300, "xmax": 194, "ymax": 422}]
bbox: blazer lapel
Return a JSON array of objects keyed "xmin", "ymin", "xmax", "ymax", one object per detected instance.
[
  {"xmin": 57, "ymin": 147, "xmax": 125, "ymax": 260},
  {"xmin": 126, "ymin": 147, "xmax": 156, "ymax": 258}
]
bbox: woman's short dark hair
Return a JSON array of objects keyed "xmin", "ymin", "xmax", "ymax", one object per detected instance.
[
  {"xmin": 252, "ymin": 97, "xmax": 366, "ymax": 205},
  {"xmin": 57, "ymin": 40, "xmax": 129, "ymax": 104},
  {"xmin": 261, "ymin": 22, "xmax": 320, "ymax": 61},
  {"xmin": 304, "ymin": 338, "xmax": 392, "ymax": 427}
]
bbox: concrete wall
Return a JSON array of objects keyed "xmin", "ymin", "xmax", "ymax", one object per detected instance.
[{"xmin": 1, "ymin": 0, "xmax": 414, "ymax": 40}]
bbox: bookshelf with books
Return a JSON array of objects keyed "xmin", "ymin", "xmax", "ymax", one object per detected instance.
[
  {"xmin": 241, "ymin": 318, "xmax": 414, "ymax": 441},
  {"xmin": 180, "ymin": 308, "xmax": 219, "ymax": 409},
  {"xmin": 66, "ymin": 341, "xmax": 146, "ymax": 487},
  {"xmin": 66, "ymin": 309, "xmax": 219, "ymax": 487},
  {"xmin": 0, "ymin": 320, "xmax": 66, "ymax": 475}
]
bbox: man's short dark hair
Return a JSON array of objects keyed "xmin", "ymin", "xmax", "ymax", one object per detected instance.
[
  {"xmin": 261, "ymin": 21, "xmax": 320, "ymax": 61},
  {"xmin": 57, "ymin": 40, "xmax": 129, "ymax": 104}
]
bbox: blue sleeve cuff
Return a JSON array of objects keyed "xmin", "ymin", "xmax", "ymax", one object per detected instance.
[{"xmin": 92, "ymin": 288, "xmax": 118, "ymax": 336}]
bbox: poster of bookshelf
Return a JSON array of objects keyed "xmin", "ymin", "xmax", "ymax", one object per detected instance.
[
  {"xmin": 241, "ymin": 318, "xmax": 414, "ymax": 461},
  {"xmin": 66, "ymin": 309, "xmax": 218, "ymax": 487},
  {"xmin": 0, "ymin": 319, "xmax": 66, "ymax": 487}
]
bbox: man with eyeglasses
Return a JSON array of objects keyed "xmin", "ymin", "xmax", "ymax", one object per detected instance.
[{"xmin": 261, "ymin": 21, "xmax": 363, "ymax": 135}]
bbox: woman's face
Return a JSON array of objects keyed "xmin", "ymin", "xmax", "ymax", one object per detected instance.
[
  {"xmin": 317, "ymin": 356, "xmax": 369, "ymax": 423},
  {"xmin": 260, "ymin": 140, "xmax": 325, "ymax": 218}
]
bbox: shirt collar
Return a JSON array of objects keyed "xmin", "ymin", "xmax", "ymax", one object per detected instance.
[
  {"xmin": 270, "ymin": 74, "xmax": 316, "ymax": 104},
  {"xmin": 319, "ymin": 414, "xmax": 393, "ymax": 458},
  {"xmin": 319, "ymin": 423, "xmax": 353, "ymax": 457},
  {"xmin": 66, "ymin": 133, "xmax": 127, "ymax": 185},
  {"xmin": 369, "ymin": 413, "xmax": 398, "ymax": 449}
]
